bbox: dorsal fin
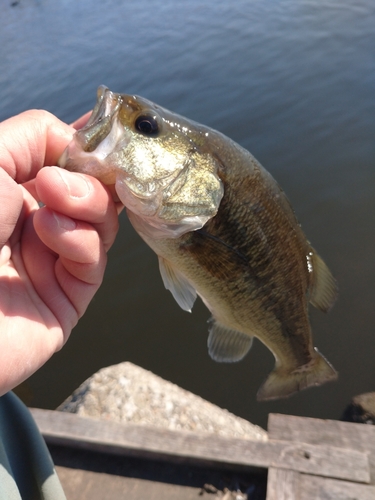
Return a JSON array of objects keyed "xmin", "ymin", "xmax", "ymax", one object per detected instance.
[
  {"xmin": 158, "ymin": 257, "xmax": 197, "ymax": 312},
  {"xmin": 308, "ymin": 250, "xmax": 338, "ymax": 312},
  {"xmin": 207, "ymin": 318, "xmax": 253, "ymax": 362}
]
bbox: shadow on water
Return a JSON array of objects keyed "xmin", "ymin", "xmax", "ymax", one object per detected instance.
[{"xmin": 2, "ymin": 0, "xmax": 375, "ymax": 429}]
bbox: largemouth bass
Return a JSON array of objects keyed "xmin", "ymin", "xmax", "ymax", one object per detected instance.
[{"xmin": 59, "ymin": 85, "xmax": 338, "ymax": 400}]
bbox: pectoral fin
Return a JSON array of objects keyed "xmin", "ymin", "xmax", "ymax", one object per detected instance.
[
  {"xmin": 308, "ymin": 250, "xmax": 338, "ymax": 312},
  {"xmin": 207, "ymin": 318, "xmax": 253, "ymax": 362},
  {"xmin": 158, "ymin": 257, "xmax": 197, "ymax": 312}
]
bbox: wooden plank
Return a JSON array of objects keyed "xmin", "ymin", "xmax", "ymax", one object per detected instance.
[
  {"xmin": 267, "ymin": 469, "xmax": 375, "ymax": 500},
  {"xmin": 268, "ymin": 413, "xmax": 375, "ymax": 484},
  {"xmin": 298, "ymin": 474, "xmax": 375, "ymax": 500},
  {"xmin": 266, "ymin": 468, "xmax": 300, "ymax": 500},
  {"xmin": 30, "ymin": 408, "xmax": 369, "ymax": 483},
  {"xmin": 55, "ymin": 466, "xmax": 201, "ymax": 500}
]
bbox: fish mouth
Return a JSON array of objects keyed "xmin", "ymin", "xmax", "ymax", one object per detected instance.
[
  {"xmin": 58, "ymin": 86, "xmax": 129, "ymax": 184},
  {"xmin": 74, "ymin": 85, "xmax": 123, "ymax": 154}
]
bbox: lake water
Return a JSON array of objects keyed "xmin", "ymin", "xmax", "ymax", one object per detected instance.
[{"xmin": 1, "ymin": 0, "xmax": 374, "ymax": 429}]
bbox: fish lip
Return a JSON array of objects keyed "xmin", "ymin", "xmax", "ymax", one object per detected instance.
[
  {"xmin": 73, "ymin": 86, "xmax": 123, "ymax": 153},
  {"xmin": 84, "ymin": 85, "xmax": 107, "ymax": 128},
  {"xmin": 74, "ymin": 85, "xmax": 123, "ymax": 153},
  {"xmin": 58, "ymin": 86, "xmax": 127, "ymax": 181},
  {"xmin": 85, "ymin": 85, "xmax": 121, "ymax": 127}
]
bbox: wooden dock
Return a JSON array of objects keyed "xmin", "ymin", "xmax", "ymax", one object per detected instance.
[{"xmin": 31, "ymin": 408, "xmax": 375, "ymax": 499}]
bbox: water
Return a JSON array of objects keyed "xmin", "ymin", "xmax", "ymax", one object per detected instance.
[{"xmin": 1, "ymin": 0, "xmax": 374, "ymax": 429}]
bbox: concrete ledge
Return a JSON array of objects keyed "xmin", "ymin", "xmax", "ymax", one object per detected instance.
[{"xmin": 57, "ymin": 362, "xmax": 266, "ymax": 441}]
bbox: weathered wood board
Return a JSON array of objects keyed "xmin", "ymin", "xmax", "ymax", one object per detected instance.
[
  {"xmin": 267, "ymin": 467, "xmax": 375, "ymax": 500},
  {"xmin": 30, "ymin": 408, "xmax": 369, "ymax": 484},
  {"xmin": 298, "ymin": 474, "xmax": 375, "ymax": 500},
  {"xmin": 268, "ymin": 413, "xmax": 375, "ymax": 483},
  {"xmin": 48, "ymin": 441, "xmax": 266, "ymax": 500},
  {"xmin": 55, "ymin": 466, "xmax": 204, "ymax": 500},
  {"xmin": 266, "ymin": 413, "xmax": 375, "ymax": 500},
  {"xmin": 30, "ymin": 409, "xmax": 375, "ymax": 500},
  {"xmin": 266, "ymin": 468, "xmax": 300, "ymax": 500}
]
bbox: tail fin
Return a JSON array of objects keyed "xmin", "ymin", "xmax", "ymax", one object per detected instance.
[{"xmin": 257, "ymin": 348, "xmax": 337, "ymax": 401}]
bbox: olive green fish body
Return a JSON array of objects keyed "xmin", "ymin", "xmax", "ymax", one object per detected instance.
[
  {"xmin": 129, "ymin": 138, "xmax": 336, "ymax": 400},
  {"xmin": 59, "ymin": 86, "xmax": 338, "ymax": 400}
]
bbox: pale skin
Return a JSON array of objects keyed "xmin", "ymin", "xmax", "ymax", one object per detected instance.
[{"xmin": 0, "ymin": 109, "xmax": 121, "ymax": 396}]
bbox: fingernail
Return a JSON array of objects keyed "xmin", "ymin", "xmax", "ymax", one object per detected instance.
[
  {"xmin": 57, "ymin": 169, "xmax": 91, "ymax": 199},
  {"xmin": 53, "ymin": 211, "xmax": 77, "ymax": 230}
]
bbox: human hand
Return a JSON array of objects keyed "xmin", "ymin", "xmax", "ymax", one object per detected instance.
[{"xmin": 0, "ymin": 110, "xmax": 120, "ymax": 396}]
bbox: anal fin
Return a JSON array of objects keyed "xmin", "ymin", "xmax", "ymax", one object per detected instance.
[
  {"xmin": 158, "ymin": 257, "xmax": 197, "ymax": 312},
  {"xmin": 308, "ymin": 250, "xmax": 338, "ymax": 312},
  {"xmin": 208, "ymin": 318, "xmax": 253, "ymax": 363}
]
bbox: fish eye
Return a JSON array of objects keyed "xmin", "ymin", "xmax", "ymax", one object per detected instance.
[{"xmin": 135, "ymin": 114, "xmax": 160, "ymax": 136}]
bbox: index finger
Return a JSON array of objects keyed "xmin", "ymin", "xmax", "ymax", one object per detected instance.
[{"xmin": 0, "ymin": 109, "xmax": 74, "ymax": 184}]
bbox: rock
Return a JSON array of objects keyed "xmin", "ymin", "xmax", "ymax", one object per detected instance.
[
  {"xmin": 57, "ymin": 362, "xmax": 267, "ymax": 441},
  {"xmin": 342, "ymin": 392, "xmax": 375, "ymax": 424}
]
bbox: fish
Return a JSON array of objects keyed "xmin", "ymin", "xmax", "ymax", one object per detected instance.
[{"xmin": 59, "ymin": 85, "xmax": 338, "ymax": 401}]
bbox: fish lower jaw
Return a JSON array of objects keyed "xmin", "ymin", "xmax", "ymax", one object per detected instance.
[
  {"xmin": 61, "ymin": 155, "xmax": 117, "ymax": 185},
  {"xmin": 58, "ymin": 139, "xmax": 115, "ymax": 183}
]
